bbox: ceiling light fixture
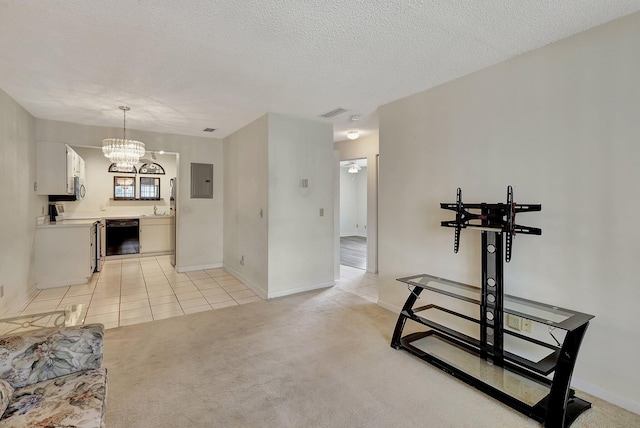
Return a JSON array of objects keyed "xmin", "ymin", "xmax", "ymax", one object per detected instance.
[
  {"xmin": 348, "ymin": 163, "xmax": 361, "ymax": 174},
  {"xmin": 347, "ymin": 130, "xmax": 360, "ymax": 140},
  {"xmin": 102, "ymin": 106, "xmax": 145, "ymax": 170}
]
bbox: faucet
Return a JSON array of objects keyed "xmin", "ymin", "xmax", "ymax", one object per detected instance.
[{"xmin": 153, "ymin": 204, "xmax": 157, "ymax": 215}]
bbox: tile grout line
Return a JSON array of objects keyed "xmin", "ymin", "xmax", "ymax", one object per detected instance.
[{"xmin": 20, "ymin": 256, "xmax": 285, "ymax": 330}]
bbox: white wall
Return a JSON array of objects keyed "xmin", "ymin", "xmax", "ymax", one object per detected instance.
[
  {"xmin": 267, "ymin": 113, "xmax": 335, "ymax": 297},
  {"xmin": 377, "ymin": 12, "xmax": 640, "ymax": 413},
  {"xmin": 339, "ymin": 167, "xmax": 358, "ymax": 236},
  {"xmin": 0, "ymin": 89, "xmax": 46, "ymax": 313},
  {"xmin": 334, "ymin": 134, "xmax": 379, "ymax": 273},
  {"xmin": 63, "ymin": 146, "xmax": 177, "ymax": 218},
  {"xmin": 36, "ymin": 119, "xmax": 223, "ymax": 272},
  {"xmin": 355, "ymin": 167, "xmax": 367, "ymax": 237},
  {"xmin": 339, "ymin": 166, "xmax": 368, "ymax": 237},
  {"xmin": 223, "ymin": 115, "xmax": 269, "ymax": 297}
]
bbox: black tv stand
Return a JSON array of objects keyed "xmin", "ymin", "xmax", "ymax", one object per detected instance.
[{"xmin": 391, "ymin": 187, "xmax": 594, "ymax": 427}]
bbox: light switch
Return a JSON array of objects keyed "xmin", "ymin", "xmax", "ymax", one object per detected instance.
[{"xmin": 319, "ymin": 208, "xmax": 324, "ymax": 217}]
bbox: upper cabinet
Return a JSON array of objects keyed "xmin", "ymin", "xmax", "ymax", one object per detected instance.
[
  {"xmin": 36, "ymin": 142, "xmax": 84, "ymax": 196},
  {"xmin": 68, "ymin": 147, "xmax": 85, "ymax": 181}
]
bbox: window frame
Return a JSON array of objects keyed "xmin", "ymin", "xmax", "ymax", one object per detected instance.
[
  {"xmin": 113, "ymin": 176, "xmax": 137, "ymax": 200},
  {"xmin": 139, "ymin": 176, "xmax": 161, "ymax": 200}
]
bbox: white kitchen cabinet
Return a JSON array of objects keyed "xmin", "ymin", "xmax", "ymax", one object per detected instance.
[
  {"xmin": 139, "ymin": 217, "xmax": 173, "ymax": 254},
  {"xmin": 78, "ymin": 155, "xmax": 86, "ymax": 181},
  {"xmin": 36, "ymin": 142, "xmax": 83, "ymax": 195},
  {"xmin": 36, "ymin": 221, "xmax": 96, "ymax": 288}
]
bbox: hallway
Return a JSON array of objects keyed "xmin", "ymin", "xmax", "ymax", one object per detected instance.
[{"xmin": 340, "ymin": 236, "xmax": 367, "ymax": 270}]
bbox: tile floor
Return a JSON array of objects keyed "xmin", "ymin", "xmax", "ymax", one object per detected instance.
[
  {"xmin": 336, "ymin": 264, "xmax": 379, "ymax": 303},
  {"xmin": 10, "ymin": 257, "xmax": 378, "ymax": 331},
  {"xmin": 15, "ymin": 255, "xmax": 261, "ymax": 330}
]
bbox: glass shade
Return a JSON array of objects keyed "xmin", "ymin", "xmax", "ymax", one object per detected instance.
[{"xmin": 102, "ymin": 138, "xmax": 145, "ymax": 169}]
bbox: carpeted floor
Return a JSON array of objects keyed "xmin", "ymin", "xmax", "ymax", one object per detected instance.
[{"xmin": 104, "ymin": 287, "xmax": 639, "ymax": 427}]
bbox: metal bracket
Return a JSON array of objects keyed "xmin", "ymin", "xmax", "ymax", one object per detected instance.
[{"xmin": 441, "ymin": 185, "xmax": 541, "ymax": 262}]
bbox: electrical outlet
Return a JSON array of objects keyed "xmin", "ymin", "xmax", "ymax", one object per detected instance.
[
  {"xmin": 34, "ymin": 182, "xmax": 37, "ymax": 191},
  {"xmin": 506, "ymin": 314, "xmax": 522, "ymax": 330},
  {"xmin": 522, "ymin": 318, "xmax": 532, "ymax": 333},
  {"xmin": 0, "ymin": 285, "xmax": 4, "ymax": 298},
  {"xmin": 319, "ymin": 208, "xmax": 324, "ymax": 217}
]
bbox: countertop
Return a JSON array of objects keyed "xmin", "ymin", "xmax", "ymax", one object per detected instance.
[
  {"xmin": 36, "ymin": 214, "xmax": 173, "ymax": 229},
  {"xmin": 36, "ymin": 219, "xmax": 98, "ymax": 229}
]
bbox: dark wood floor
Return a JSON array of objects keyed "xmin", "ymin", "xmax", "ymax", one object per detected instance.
[{"xmin": 340, "ymin": 236, "xmax": 367, "ymax": 270}]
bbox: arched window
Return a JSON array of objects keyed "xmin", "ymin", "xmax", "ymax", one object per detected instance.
[{"xmin": 139, "ymin": 162, "xmax": 165, "ymax": 175}]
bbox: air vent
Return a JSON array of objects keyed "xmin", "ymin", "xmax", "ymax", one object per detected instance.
[
  {"xmin": 320, "ymin": 108, "xmax": 347, "ymax": 118},
  {"xmin": 203, "ymin": 128, "xmax": 216, "ymax": 132}
]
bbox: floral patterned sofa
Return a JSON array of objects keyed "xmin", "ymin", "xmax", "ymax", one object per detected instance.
[{"xmin": 0, "ymin": 323, "xmax": 106, "ymax": 427}]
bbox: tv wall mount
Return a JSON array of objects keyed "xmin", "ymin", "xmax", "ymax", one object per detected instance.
[{"xmin": 441, "ymin": 185, "xmax": 541, "ymax": 262}]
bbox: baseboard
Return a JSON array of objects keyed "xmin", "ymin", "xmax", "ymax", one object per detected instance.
[
  {"xmin": 223, "ymin": 265, "xmax": 267, "ymax": 299},
  {"xmin": 377, "ymin": 299, "xmax": 401, "ymax": 314},
  {"xmin": 571, "ymin": 377, "xmax": 640, "ymax": 415},
  {"xmin": 221, "ymin": 266, "xmax": 335, "ymax": 300},
  {"xmin": 267, "ymin": 281, "xmax": 335, "ymax": 299},
  {"xmin": 36, "ymin": 278, "xmax": 90, "ymax": 289},
  {"xmin": 176, "ymin": 263, "xmax": 223, "ymax": 273}
]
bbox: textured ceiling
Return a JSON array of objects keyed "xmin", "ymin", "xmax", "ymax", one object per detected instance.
[{"xmin": 1, "ymin": 1, "xmax": 639, "ymax": 142}]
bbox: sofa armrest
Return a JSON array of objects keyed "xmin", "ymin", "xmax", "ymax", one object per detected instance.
[{"xmin": 0, "ymin": 323, "xmax": 104, "ymax": 388}]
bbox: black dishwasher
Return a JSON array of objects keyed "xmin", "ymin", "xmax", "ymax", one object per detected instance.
[{"xmin": 105, "ymin": 219, "xmax": 140, "ymax": 256}]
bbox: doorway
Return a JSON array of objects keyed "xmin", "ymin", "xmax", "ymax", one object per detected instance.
[{"xmin": 339, "ymin": 158, "xmax": 367, "ymax": 269}]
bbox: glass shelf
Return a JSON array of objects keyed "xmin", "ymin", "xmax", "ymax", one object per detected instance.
[
  {"xmin": 398, "ymin": 274, "xmax": 594, "ymax": 331},
  {"xmin": 403, "ymin": 331, "xmax": 551, "ymax": 408}
]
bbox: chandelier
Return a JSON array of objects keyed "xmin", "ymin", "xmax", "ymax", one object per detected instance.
[{"xmin": 102, "ymin": 106, "xmax": 145, "ymax": 170}]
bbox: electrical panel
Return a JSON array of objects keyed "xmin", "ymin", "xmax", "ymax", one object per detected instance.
[{"xmin": 190, "ymin": 163, "xmax": 213, "ymax": 199}]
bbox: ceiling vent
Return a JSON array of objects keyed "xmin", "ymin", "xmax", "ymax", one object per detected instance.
[
  {"xmin": 320, "ymin": 108, "xmax": 347, "ymax": 118},
  {"xmin": 203, "ymin": 128, "xmax": 216, "ymax": 132}
]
